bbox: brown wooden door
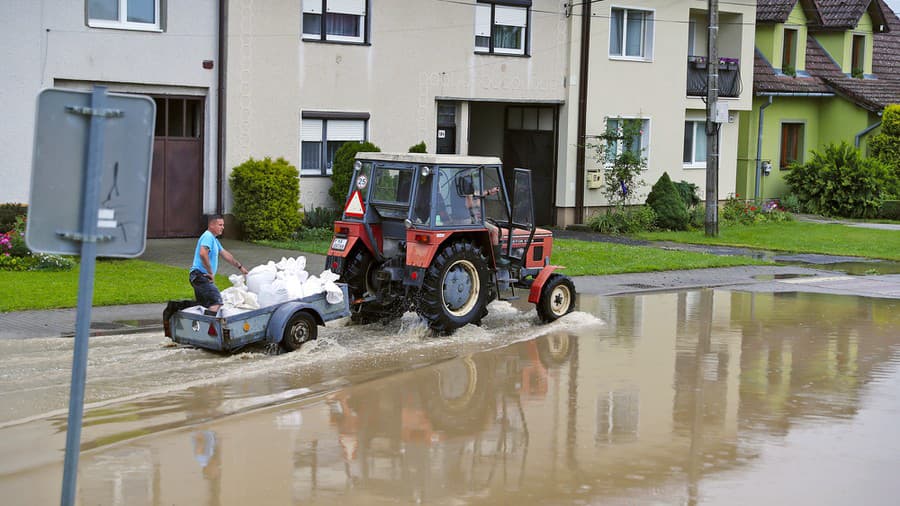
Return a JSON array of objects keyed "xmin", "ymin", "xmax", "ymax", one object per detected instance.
[{"xmin": 148, "ymin": 97, "xmax": 205, "ymax": 238}]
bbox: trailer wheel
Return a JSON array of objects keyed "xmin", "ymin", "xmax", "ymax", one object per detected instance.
[
  {"xmin": 418, "ymin": 241, "xmax": 489, "ymax": 334},
  {"xmin": 536, "ymin": 274, "xmax": 576, "ymax": 323},
  {"xmin": 282, "ymin": 311, "xmax": 317, "ymax": 352}
]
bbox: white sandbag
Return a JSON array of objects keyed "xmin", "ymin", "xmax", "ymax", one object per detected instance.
[
  {"xmin": 246, "ymin": 269, "xmax": 276, "ymax": 294},
  {"xmin": 248, "ymin": 262, "xmax": 276, "ymax": 275},
  {"xmin": 294, "ymin": 256, "xmax": 307, "ymax": 271},
  {"xmin": 323, "ymin": 281, "xmax": 344, "ymax": 304},
  {"xmin": 228, "ymin": 274, "xmax": 247, "ymax": 290},
  {"xmin": 258, "ymin": 280, "xmax": 291, "ymax": 307},
  {"xmin": 221, "ymin": 287, "xmax": 245, "ymax": 307},
  {"xmin": 282, "ymin": 274, "xmax": 305, "ymax": 299},
  {"xmin": 300, "ymin": 275, "xmax": 323, "ymax": 298},
  {"xmin": 221, "ymin": 306, "xmax": 252, "ymax": 317},
  {"xmin": 295, "ymin": 270, "xmax": 309, "ymax": 284},
  {"xmin": 320, "ymin": 269, "xmax": 340, "ymax": 284},
  {"xmin": 242, "ymin": 291, "xmax": 260, "ymax": 309}
]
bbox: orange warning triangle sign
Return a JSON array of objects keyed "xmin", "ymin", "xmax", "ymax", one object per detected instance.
[{"xmin": 345, "ymin": 190, "xmax": 365, "ymax": 218}]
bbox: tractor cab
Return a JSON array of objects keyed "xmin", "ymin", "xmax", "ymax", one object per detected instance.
[{"xmin": 327, "ymin": 153, "xmax": 574, "ymax": 333}]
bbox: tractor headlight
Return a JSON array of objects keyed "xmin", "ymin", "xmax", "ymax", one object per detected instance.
[
  {"xmin": 353, "ymin": 160, "xmax": 362, "ymax": 171},
  {"xmin": 421, "ymin": 165, "xmax": 431, "ymax": 177}
]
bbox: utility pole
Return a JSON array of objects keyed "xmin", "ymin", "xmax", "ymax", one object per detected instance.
[{"xmin": 705, "ymin": 0, "xmax": 720, "ymax": 237}]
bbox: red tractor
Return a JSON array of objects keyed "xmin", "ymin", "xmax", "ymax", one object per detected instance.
[{"xmin": 326, "ymin": 153, "xmax": 575, "ymax": 333}]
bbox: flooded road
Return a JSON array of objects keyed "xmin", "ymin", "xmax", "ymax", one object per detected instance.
[{"xmin": 1, "ymin": 290, "xmax": 899, "ymax": 505}]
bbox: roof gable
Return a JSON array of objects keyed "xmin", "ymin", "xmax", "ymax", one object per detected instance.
[
  {"xmin": 811, "ymin": 0, "xmax": 888, "ymax": 30},
  {"xmin": 757, "ymin": 0, "xmax": 820, "ymax": 24}
]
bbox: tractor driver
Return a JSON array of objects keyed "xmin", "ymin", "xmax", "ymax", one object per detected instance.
[{"xmin": 458, "ymin": 174, "xmax": 507, "ymax": 266}]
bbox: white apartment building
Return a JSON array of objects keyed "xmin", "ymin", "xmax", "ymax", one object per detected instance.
[
  {"xmin": 1, "ymin": 0, "xmax": 756, "ymax": 234},
  {"xmin": 0, "ymin": 0, "xmax": 220, "ymax": 238}
]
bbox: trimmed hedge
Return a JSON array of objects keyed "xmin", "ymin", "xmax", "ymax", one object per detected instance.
[
  {"xmin": 880, "ymin": 200, "xmax": 900, "ymax": 220},
  {"xmin": 646, "ymin": 172, "xmax": 689, "ymax": 230},
  {"xmin": 229, "ymin": 157, "xmax": 301, "ymax": 240},
  {"xmin": 869, "ymin": 104, "xmax": 900, "ymax": 196}
]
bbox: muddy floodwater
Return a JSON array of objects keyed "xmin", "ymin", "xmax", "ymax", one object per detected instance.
[{"xmin": 1, "ymin": 290, "xmax": 899, "ymax": 505}]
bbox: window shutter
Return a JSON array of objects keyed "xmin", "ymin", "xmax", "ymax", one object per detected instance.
[
  {"xmin": 303, "ymin": 0, "xmax": 322, "ymax": 14},
  {"xmin": 495, "ymin": 5, "xmax": 526, "ymax": 27},
  {"xmin": 475, "ymin": 4, "xmax": 491, "ymax": 37},
  {"xmin": 327, "ymin": 0, "xmax": 365, "ymax": 15},
  {"xmin": 327, "ymin": 119, "xmax": 365, "ymax": 141},
  {"xmin": 302, "ymin": 119, "xmax": 323, "ymax": 141}
]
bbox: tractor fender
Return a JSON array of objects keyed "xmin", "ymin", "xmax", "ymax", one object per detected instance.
[
  {"xmin": 328, "ymin": 235, "xmax": 360, "ymax": 258},
  {"xmin": 528, "ymin": 265, "xmax": 562, "ymax": 304},
  {"xmin": 265, "ymin": 302, "xmax": 324, "ymax": 344}
]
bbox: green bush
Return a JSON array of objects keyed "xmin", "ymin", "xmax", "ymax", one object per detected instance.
[
  {"xmin": 880, "ymin": 200, "xmax": 900, "ymax": 220},
  {"xmin": 408, "ymin": 141, "xmax": 427, "ymax": 153},
  {"xmin": 646, "ymin": 172, "xmax": 689, "ymax": 230},
  {"xmin": 869, "ymin": 104, "xmax": 900, "ymax": 196},
  {"xmin": 673, "ymin": 180, "xmax": 701, "ymax": 208},
  {"xmin": 0, "ymin": 203, "xmax": 27, "ymax": 233},
  {"xmin": 328, "ymin": 141, "xmax": 381, "ymax": 207},
  {"xmin": 785, "ymin": 142, "xmax": 896, "ymax": 218},
  {"xmin": 301, "ymin": 206, "xmax": 340, "ymax": 229},
  {"xmin": 587, "ymin": 206, "xmax": 657, "ymax": 234},
  {"xmin": 779, "ymin": 193, "xmax": 806, "ymax": 213},
  {"xmin": 721, "ymin": 194, "xmax": 794, "ymax": 225},
  {"xmin": 229, "ymin": 157, "xmax": 301, "ymax": 241}
]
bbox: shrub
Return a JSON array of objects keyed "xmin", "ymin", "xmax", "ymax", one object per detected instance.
[
  {"xmin": 302, "ymin": 206, "xmax": 340, "ymax": 229},
  {"xmin": 408, "ymin": 141, "xmax": 427, "ymax": 153},
  {"xmin": 880, "ymin": 200, "xmax": 900, "ymax": 220},
  {"xmin": 329, "ymin": 141, "xmax": 381, "ymax": 207},
  {"xmin": 646, "ymin": 172, "xmax": 689, "ymax": 230},
  {"xmin": 869, "ymin": 104, "xmax": 900, "ymax": 196},
  {"xmin": 673, "ymin": 180, "xmax": 701, "ymax": 208},
  {"xmin": 229, "ymin": 157, "xmax": 301, "ymax": 241},
  {"xmin": 721, "ymin": 194, "xmax": 793, "ymax": 225},
  {"xmin": 587, "ymin": 206, "xmax": 657, "ymax": 234},
  {"xmin": 784, "ymin": 142, "xmax": 896, "ymax": 218},
  {"xmin": 0, "ymin": 203, "xmax": 27, "ymax": 233},
  {"xmin": 779, "ymin": 193, "xmax": 806, "ymax": 213}
]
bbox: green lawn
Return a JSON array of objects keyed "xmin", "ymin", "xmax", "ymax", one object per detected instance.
[
  {"xmin": 256, "ymin": 238, "xmax": 331, "ymax": 256},
  {"xmin": 636, "ymin": 221, "xmax": 900, "ymax": 261},
  {"xmin": 0, "ymin": 259, "xmax": 233, "ymax": 312}
]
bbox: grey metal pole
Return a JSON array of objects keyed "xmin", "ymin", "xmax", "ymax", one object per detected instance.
[
  {"xmin": 60, "ymin": 85, "xmax": 107, "ymax": 506},
  {"xmin": 705, "ymin": 0, "xmax": 720, "ymax": 237}
]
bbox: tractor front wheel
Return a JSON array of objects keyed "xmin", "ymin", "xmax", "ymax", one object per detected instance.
[
  {"xmin": 418, "ymin": 241, "xmax": 489, "ymax": 334},
  {"xmin": 536, "ymin": 274, "xmax": 576, "ymax": 323}
]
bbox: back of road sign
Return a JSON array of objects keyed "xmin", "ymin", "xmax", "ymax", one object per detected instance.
[{"xmin": 26, "ymin": 88, "xmax": 155, "ymax": 258}]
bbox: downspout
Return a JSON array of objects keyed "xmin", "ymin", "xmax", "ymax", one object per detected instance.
[
  {"xmin": 216, "ymin": 0, "xmax": 228, "ymax": 215},
  {"xmin": 754, "ymin": 96, "xmax": 773, "ymax": 201},
  {"xmin": 855, "ymin": 119, "xmax": 881, "ymax": 148},
  {"xmin": 574, "ymin": 0, "xmax": 591, "ymax": 224}
]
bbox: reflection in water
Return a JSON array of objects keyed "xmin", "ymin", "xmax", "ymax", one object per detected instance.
[{"xmin": 1, "ymin": 292, "xmax": 899, "ymax": 505}]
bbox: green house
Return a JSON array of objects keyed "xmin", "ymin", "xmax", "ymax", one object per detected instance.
[{"xmin": 737, "ymin": 0, "xmax": 900, "ymax": 201}]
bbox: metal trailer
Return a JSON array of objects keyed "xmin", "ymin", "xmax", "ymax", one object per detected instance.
[{"xmin": 164, "ymin": 284, "xmax": 350, "ymax": 354}]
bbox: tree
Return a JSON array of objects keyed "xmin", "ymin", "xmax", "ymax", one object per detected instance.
[{"xmin": 588, "ymin": 119, "xmax": 647, "ymax": 209}]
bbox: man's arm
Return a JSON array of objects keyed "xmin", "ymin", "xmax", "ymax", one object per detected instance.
[
  {"xmin": 220, "ymin": 248, "xmax": 250, "ymax": 275},
  {"xmin": 198, "ymin": 246, "xmax": 215, "ymax": 280}
]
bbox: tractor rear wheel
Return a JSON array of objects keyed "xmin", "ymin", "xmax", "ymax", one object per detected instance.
[
  {"xmin": 342, "ymin": 247, "xmax": 375, "ymax": 300},
  {"xmin": 418, "ymin": 241, "xmax": 489, "ymax": 334},
  {"xmin": 536, "ymin": 274, "xmax": 576, "ymax": 323}
]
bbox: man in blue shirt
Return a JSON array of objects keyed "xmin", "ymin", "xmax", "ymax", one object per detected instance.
[{"xmin": 190, "ymin": 215, "xmax": 249, "ymax": 313}]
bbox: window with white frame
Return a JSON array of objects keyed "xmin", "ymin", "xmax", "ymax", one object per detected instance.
[
  {"xmin": 87, "ymin": 0, "xmax": 160, "ymax": 30},
  {"xmin": 302, "ymin": 0, "xmax": 368, "ymax": 43},
  {"xmin": 609, "ymin": 7, "xmax": 654, "ymax": 60},
  {"xmin": 475, "ymin": 0, "xmax": 530, "ymax": 56},
  {"xmin": 605, "ymin": 117, "xmax": 650, "ymax": 164},
  {"xmin": 683, "ymin": 120, "xmax": 707, "ymax": 167},
  {"xmin": 301, "ymin": 116, "xmax": 367, "ymax": 176}
]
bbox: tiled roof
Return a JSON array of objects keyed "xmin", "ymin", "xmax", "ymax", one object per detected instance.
[
  {"xmin": 814, "ymin": 0, "xmax": 872, "ymax": 28},
  {"xmin": 757, "ymin": 0, "xmax": 798, "ymax": 22},
  {"xmin": 754, "ymin": 0, "xmax": 900, "ymax": 111}
]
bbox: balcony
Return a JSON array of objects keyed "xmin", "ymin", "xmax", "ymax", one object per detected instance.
[{"xmin": 686, "ymin": 56, "xmax": 741, "ymax": 98}]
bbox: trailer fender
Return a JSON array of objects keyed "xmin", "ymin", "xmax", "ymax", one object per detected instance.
[
  {"xmin": 266, "ymin": 302, "xmax": 324, "ymax": 344},
  {"xmin": 528, "ymin": 266, "xmax": 562, "ymax": 304}
]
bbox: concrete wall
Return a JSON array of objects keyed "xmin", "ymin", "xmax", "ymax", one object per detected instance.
[{"xmin": 0, "ymin": 0, "xmax": 219, "ymax": 209}]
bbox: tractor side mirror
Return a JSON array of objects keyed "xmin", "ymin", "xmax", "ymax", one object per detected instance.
[{"xmin": 455, "ymin": 174, "xmax": 475, "ymax": 197}]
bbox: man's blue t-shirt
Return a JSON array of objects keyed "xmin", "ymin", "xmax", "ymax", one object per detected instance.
[{"xmin": 191, "ymin": 231, "xmax": 221, "ymax": 275}]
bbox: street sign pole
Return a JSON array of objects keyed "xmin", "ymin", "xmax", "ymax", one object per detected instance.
[{"xmin": 60, "ymin": 85, "xmax": 110, "ymax": 506}]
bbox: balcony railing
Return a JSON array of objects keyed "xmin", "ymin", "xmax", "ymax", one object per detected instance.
[{"xmin": 686, "ymin": 56, "xmax": 741, "ymax": 98}]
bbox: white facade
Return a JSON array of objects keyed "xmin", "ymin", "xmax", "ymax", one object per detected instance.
[
  {"xmin": 226, "ymin": 0, "xmax": 756, "ymax": 226},
  {"xmin": 0, "ymin": 0, "xmax": 218, "ymax": 216}
]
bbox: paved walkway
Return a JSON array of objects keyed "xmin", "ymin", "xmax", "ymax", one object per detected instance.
[{"xmin": 2, "ymin": 222, "xmax": 899, "ymax": 339}]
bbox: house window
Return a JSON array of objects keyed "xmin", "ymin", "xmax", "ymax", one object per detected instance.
[
  {"xmin": 302, "ymin": 0, "xmax": 368, "ymax": 43},
  {"xmin": 683, "ymin": 120, "xmax": 707, "ymax": 167},
  {"xmin": 301, "ymin": 115, "xmax": 367, "ymax": 176},
  {"xmin": 507, "ymin": 107, "xmax": 554, "ymax": 131},
  {"xmin": 609, "ymin": 7, "xmax": 654, "ymax": 60},
  {"xmin": 780, "ymin": 123, "xmax": 804, "ymax": 169},
  {"xmin": 782, "ymin": 28, "xmax": 797, "ymax": 74},
  {"xmin": 87, "ymin": 0, "xmax": 160, "ymax": 30},
  {"xmin": 851, "ymin": 34, "xmax": 865, "ymax": 77},
  {"xmin": 475, "ymin": 0, "xmax": 530, "ymax": 56},
  {"xmin": 605, "ymin": 117, "xmax": 650, "ymax": 163}
]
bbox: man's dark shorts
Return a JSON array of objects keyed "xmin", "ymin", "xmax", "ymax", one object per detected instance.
[{"xmin": 190, "ymin": 269, "xmax": 223, "ymax": 308}]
